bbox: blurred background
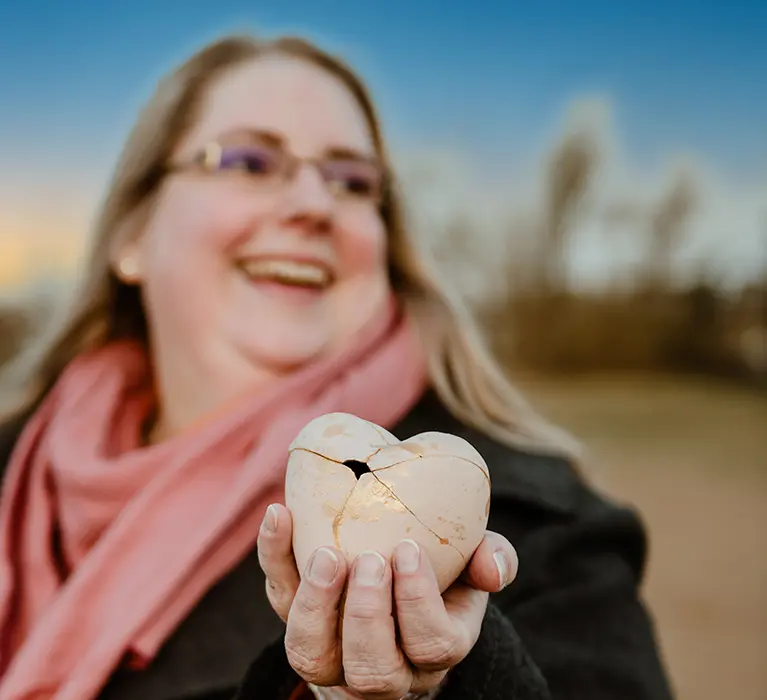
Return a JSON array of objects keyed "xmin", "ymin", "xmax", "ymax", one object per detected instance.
[{"xmin": 1, "ymin": 2, "xmax": 765, "ymax": 698}]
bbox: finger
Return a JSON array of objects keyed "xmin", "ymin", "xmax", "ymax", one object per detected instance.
[
  {"xmin": 342, "ymin": 551, "xmax": 411, "ymax": 699},
  {"xmin": 462, "ymin": 531, "xmax": 518, "ymax": 593},
  {"xmin": 284, "ymin": 546, "xmax": 347, "ymax": 686},
  {"xmin": 392, "ymin": 540, "xmax": 469, "ymax": 674},
  {"xmin": 257, "ymin": 503, "xmax": 300, "ymax": 622}
]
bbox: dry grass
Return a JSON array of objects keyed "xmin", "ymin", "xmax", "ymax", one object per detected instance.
[
  {"xmin": 486, "ymin": 285, "xmax": 766, "ymax": 381},
  {"xmin": 517, "ymin": 372, "xmax": 767, "ymax": 700}
]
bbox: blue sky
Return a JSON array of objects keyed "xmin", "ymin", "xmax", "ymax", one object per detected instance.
[{"xmin": 0, "ymin": 0, "xmax": 765, "ymax": 190}]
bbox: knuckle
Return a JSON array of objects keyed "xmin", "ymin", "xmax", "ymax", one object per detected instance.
[
  {"xmin": 265, "ymin": 580, "xmax": 291, "ymax": 619},
  {"xmin": 410, "ymin": 670, "xmax": 448, "ymax": 696},
  {"xmin": 256, "ymin": 540, "xmax": 278, "ymax": 569},
  {"xmin": 293, "ymin": 588, "xmax": 328, "ymax": 616},
  {"xmin": 344, "ymin": 659, "xmax": 407, "ymax": 697},
  {"xmin": 395, "ymin": 578, "xmax": 432, "ymax": 606},
  {"xmin": 394, "ymin": 575, "xmax": 442, "ymax": 608},
  {"xmin": 285, "ymin": 641, "xmax": 335, "ymax": 684},
  {"xmin": 343, "ymin": 596, "xmax": 384, "ymax": 622},
  {"xmin": 406, "ymin": 632, "xmax": 464, "ymax": 669}
]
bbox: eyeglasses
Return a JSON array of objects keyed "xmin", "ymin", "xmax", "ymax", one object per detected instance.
[{"xmin": 163, "ymin": 132, "xmax": 387, "ymax": 205}]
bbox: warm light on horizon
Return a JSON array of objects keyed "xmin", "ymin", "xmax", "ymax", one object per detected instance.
[
  {"xmin": 0, "ymin": 183, "xmax": 93, "ymax": 291},
  {"xmin": 1, "ymin": 110, "xmax": 765, "ymax": 297},
  {"xmin": 0, "ymin": 224, "xmax": 88, "ymax": 291}
]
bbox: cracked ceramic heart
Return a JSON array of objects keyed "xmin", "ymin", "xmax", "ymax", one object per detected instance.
[{"xmin": 285, "ymin": 412, "xmax": 491, "ymax": 593}]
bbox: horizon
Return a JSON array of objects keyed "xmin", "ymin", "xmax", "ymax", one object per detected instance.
[{"xmin": 1, "ymin": 1, "xmax": 765, "ymax": 291}]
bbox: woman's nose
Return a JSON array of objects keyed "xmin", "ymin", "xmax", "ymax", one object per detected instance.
[{"xmin": 278, "ymin": 163, "xmax": 334, "ymax": 233}]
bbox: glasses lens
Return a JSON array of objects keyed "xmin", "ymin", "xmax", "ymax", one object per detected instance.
[
  {"xmin": 322, "ymin": 159, "xmax": 383, "ymax": 200},
  {"xmin": 218, "ymin": 144, "xmax": 283, "ymax": 177}
]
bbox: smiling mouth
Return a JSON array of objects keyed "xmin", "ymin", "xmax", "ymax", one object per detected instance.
[{"xmin": 237, "ymin": 259, "xmax": 334, "ymax": 290}]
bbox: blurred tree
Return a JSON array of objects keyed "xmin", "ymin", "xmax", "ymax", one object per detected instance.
[
  {"xmin": 539, "ymin": 124, "xmax": 599, "ymax": 292},
  {"xmin": 645, "ymin": 167, "xmax": 696, "ymax": 290}
]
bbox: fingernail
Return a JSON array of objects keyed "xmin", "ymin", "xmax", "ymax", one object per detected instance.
[
  {"xmin": 494, "ymin": 551, "xmax": 511, "ymax": 588},
  {"xmin": 354, "ymin": 551, "xmax": 386, "ymax": 585},
  {"xmin": 394, "ymin": 539, "xmax": 420, "ymax": 574},
  {"xmin": 308, "ymin": 547, "xmax": 339, "ymax": 586},
  {"xmin": 263, "ymin": 504, "xmax": 278, "ymax": 533}
]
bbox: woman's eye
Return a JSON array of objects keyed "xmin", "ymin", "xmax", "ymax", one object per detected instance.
[
  {"xmin": 340, "ymin": 176, "xmax": 374, "ymax": 196},
  {"xmin": 219, "ymin": 147, "xmax": 277, "ymax": 175},
  {"xmin": 326, "ymin": 161, "xmax": 381, "ymax": 199}
]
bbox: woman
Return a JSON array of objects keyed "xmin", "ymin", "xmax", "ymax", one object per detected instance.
[{"xmin": 0, "ymin": 34, "xmax": 675, "ymax": 700}]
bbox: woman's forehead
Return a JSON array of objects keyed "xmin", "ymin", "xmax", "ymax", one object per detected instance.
[{"xmin": 183, "ymin": 56, "xmax": 376, "ymax": 158}]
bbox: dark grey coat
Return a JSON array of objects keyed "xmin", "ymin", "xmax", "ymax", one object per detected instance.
[{"xmin": 0, "ymin": 390, "xmax": 676, "ymax": 699}]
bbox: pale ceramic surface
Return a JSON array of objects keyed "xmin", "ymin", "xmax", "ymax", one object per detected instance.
[{"xmin": 285, "ymin": 412, "xmax": 491, "ymax": 592}]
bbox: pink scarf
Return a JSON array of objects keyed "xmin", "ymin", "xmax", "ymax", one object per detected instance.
[{"xmin": 0, "ymin": 300, "xmax": 426, "ymax": 700}]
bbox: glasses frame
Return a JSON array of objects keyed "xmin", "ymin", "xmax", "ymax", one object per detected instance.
[{"xmin": 162, "ymin": 139, "xmax": 388, "ymax": 205}]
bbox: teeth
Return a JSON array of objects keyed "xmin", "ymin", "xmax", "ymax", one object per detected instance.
[{"xmin": 240, "ymin": 259, "xmax": 331, "ymax": 288}]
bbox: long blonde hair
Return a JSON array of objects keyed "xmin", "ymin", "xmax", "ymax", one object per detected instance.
[{"xmin": 2, "ymin": 33, "xmax": 581, "ymax": 463}]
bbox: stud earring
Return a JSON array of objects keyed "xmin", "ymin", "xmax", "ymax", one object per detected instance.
[{"xmin": 117, "ymin": 256, "xmax": 140, "ymax": 282}]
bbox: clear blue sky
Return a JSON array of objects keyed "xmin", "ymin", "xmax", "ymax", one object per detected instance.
[{"xmin": 0, "ymin": 0, "xmax": 765, "ymax": 185}]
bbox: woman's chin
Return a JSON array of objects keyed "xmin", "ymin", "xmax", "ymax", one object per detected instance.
[{"xmin": 236, "ymin": 334, "xmax": 330, "ymax": 374}]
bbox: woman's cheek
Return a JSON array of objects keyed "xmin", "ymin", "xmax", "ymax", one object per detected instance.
[
  {"xmin": 155, "ymin": 184, "xmax": 257, "ymax": 256},
  {"xmin": 339, "ymin": 215, "xmax": 388, "ymax": 275},
  {"xmin": 333, "ymin": 219, "xmax": 391, "ymax": 336}
]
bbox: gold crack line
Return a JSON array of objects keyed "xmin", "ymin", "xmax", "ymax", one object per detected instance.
[
  {"xmin": 290, "ymin": 446, "xmax": 490, "ymax": 493},
  {"xmin": 371, "ymin": 454, "xmax": 491, "ymax": 488},
  {"xmin": 368, "ymin": 471, "xmax": 466, "ymax": 563},
  {"xmin": 289, "ymin": 445, "xmax": 391, "ymax": 464},
  {"xmin": 291, "ymin": 446, "xmax": 483, "ymax": 562},
  {"xmin": 369, "ymin": 422, "xmax": 398, "ymax": 445},
  {"xmin": 290, "ymin": 446, "xmax": 487, "ymax": 482},
  {"xmin": 331, "ymin": 486, "xmax": 357, "ymax": 551}
]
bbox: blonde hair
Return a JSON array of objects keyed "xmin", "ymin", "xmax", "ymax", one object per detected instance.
[{"xmin": 2, "ymin": 34, "xmax": 582, "ymax": 464}]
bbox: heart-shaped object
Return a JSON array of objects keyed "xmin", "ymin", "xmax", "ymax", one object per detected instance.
[{"xmin": 285, "ymin": 412, "xmax": 491, "ymax": 593}]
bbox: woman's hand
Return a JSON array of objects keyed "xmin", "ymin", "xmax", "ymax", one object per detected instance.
[{"xmin": 257, "ymin": 503, "xmax": 518, "ymax": 700}]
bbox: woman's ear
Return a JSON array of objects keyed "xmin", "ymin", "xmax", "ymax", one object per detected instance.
[{"xmin": 110, "ymin": 209, "xmax": 150, "ymax": 285}]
